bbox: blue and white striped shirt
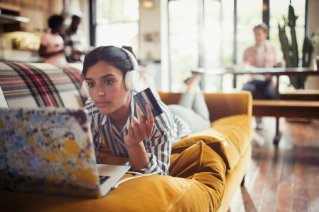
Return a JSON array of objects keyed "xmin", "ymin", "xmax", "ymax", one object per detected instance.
[{"xmin": 85, "ymin": 91, "xmax": 191, "ymax": 175}]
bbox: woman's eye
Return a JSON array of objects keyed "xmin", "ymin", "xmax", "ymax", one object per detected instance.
[
  {"xmin": 87, "ymin": 83, "xmax": 95, "ymax": 88},
  {"xmin": 104, "ymin": 80, "xmax": 114, "ymax": 85}
]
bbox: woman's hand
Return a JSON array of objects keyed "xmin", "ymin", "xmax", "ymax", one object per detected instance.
[{"xmin": 124, "ymin": 104, "xmax": 154, "ymax": 148}]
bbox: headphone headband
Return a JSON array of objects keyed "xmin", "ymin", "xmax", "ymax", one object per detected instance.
[
  {"xmin": 121, "ymin": 47, "xmax": 140, "ymax": 91},
  {"xmin": 121, "ymin": 48, "xmax": 138, "ymax": 71}
]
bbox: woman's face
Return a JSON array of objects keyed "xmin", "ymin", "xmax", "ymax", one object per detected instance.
[{"xmin": 84, "ymin": 60, "xmax": 130, "ymax": 115}]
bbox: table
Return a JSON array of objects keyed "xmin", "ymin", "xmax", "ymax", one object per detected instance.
[
  {"xmin": 207, "ymin": 67, "xmax": 319, "ymax": 97},
  {"xmin": 207, "ymin": 67, "xmax": 319, "ymax": 144},
  {"xmin": 253, "ymin": 100, "xmax": 319, "ymax": 144}
]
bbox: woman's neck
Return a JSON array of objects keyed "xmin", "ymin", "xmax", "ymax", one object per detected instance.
[{"xmin": 109, "ymin": 94, "xmax": 131, "ymax": 131}]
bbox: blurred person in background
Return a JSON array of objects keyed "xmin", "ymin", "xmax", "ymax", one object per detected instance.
[
  {"xmin": 241, "ymin": 23, "xmax": 282, "ymax": 128},
  {"xmin": 39, "ymin": 15, "xmax": 67, "ymax": 65},
  {"xmin": 63, "ymin": 15, "xmax": 89, "ymax": 63}
]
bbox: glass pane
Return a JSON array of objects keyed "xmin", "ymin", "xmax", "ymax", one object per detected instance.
[
  {"xmin": 169, "ymin": 0, "xmax": 198, "ymax": 92},
  {"xmin": 204, "ymin": 0, "xmax": 222, "ymax": 69},
  {"xmin": 237, "ymin": 0, "xmax": 263, "ymax": 63},
  {"xmin": 221, "ymin": 0, "xmax": 234, "ymax": 67},
  {"xmin": 204, "ymin": 0, "xmax": 223, "ymax": 92},
  {"xmin": 96, "ymin": 0, "xmax": 139, "ymax": 55},
  {"xmin": 269, "ymin": 0, "xmax": 305, "ymax": 56},
  {"xmin": 96, "ymin": 0, "xmax": 139, "ymax": 23}
]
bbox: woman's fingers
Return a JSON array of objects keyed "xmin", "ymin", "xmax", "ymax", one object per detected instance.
[
  {"xmin": 132, "ymin": 116, "xmax": 143, "ymax": 141},
  {"xmin": 136, "ymin": 105, "xmax": 146, "ymax": 123},
  {"xmin": 128, "ymin": 123, "xmax": 135, "ymax": 136},
  {"xmin": 136, "ymin": 105, "xmax": 147, "ymax": 139},
  {"xmin": 125, "ymin": 123, "xmax": 135, "ymax": 145},
  {"xmin": 129, "ymin": 104, "xmax": 154, "ymax": 144},
  {"xmin": 145, "ymin": 104, "xmax": 154, "ymax": 136}
]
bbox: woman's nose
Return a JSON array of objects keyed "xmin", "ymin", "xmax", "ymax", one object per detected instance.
[
  {"xmin": 96, "ymin": 85, "xmax": 106, "ymax": 96},
  {"xmin": 98, "ymin": 90, "xmax": 105, "ymax": 96}
]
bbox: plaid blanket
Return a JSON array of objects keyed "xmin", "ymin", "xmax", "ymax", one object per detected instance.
[{"xmin": 0, "ymin": 62, "xmax": 87, "ymax": 108}]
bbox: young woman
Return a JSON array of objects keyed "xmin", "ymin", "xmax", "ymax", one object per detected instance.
[{"xmin": 83, "ymin": 46, "xmax": 210, "ymax": 175}]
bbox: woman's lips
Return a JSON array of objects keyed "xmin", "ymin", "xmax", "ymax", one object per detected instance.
[{"xmin": 96, "ymin": 101, "xmax": 111, "ymax": 107}]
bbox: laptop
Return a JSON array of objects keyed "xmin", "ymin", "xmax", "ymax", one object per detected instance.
[
  {"xmin": 0, "ymin": 86, "xmax": 8, "ymax": 108},
  {"xmin": 0, "ymin": 107, "xmax": 130, "ymax": 198}
]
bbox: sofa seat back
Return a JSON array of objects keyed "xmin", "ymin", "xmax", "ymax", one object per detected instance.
[{"xmin": 158, "ymin": 91, "xmax": 252, "ymax": 122}]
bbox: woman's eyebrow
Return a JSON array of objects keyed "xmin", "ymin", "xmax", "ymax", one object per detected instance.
[
  {"xmin": 84, "ymin": 74, "xmax": 116, "ymax": 81},
  {"xmin": 101, "ymin": 74, "xmax": 116, "ymax": 79},
  {"xmin": 84, "ymin": 77, "xmax": 93, "ymax": 81},
  {"xmin": 84, "ymin": 77, "xmax": 93, "ymax": 80}
]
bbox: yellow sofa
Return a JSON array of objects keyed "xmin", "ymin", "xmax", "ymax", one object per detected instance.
[
  {"xmin": 0, "ymin": 62, "xmax": 253, "ymax": 212},
  {"xmin": 159, "ymin": 92, "xmax": 253, "ymax": 212}
]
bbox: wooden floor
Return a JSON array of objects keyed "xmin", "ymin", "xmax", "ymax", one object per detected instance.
[{"xmin": 228, "ymin": 117, "xmax": 319, "ymax": 212}]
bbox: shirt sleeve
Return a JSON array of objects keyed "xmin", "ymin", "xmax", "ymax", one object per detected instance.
[
  {"xmin": 243, "ymin": 48, "xmax": 250, "ymax": 64},
  {"xmin": 85, "ymin": 98, "xmax": 102, "ymax": 164},
  {"xmin": 40, "ymin": 33, "xmax": 49, "ymax": 46},
  {"xmin": 124, "ymin": 128, "xmax": 172, "ymax": 175},
  {"xmin": 124, "ymin": 101, "xmax": 174, "ymax": 175}
]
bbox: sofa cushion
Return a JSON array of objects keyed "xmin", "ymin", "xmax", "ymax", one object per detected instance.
[
  {"xmin": 172, "ymin": 114, "xmax": 252, "ymax": 172},
  {"xmin": 0, "ymin": 140, "xmax": 226, "ymax": 212},
  {"xmin": 100, "ymin": 139, "xmax": 226, "ymax": 187},
  {"xmin": 169, "ymin": 140, "xmax": 226, "ymax": 190},
  {"xmin": 0, "ymin": 62, "xmax": 87, "ymax": 108}
]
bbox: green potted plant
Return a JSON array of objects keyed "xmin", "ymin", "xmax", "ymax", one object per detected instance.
[{"xmin": 278, "ymin": 5, "xmax": 316, "ymax": 89}]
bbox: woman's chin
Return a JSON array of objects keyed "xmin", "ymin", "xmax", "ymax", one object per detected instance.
[{"xmin": 96, "ymin": 106, "xmax": 113, "ymax": 115}]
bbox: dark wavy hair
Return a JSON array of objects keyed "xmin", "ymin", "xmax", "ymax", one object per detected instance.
[
  {"xmin": 82, "ymin": 46, "xmax": 136, "ymax": 77},
  {"xmin": 48, "ymin": 15, "xmax": 64, "ymax": 29}
]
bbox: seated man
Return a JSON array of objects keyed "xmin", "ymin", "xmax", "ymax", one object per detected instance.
[{"xmin": 242, "ymin": 23, "xmax": 282, "ymax": 128}]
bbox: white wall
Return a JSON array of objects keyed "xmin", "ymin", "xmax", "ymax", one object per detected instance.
[{"xmin": 139, "ymin": 1, "xmax": 161, "ymax": 61}]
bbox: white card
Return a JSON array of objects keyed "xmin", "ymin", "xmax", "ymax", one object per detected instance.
[{"xmin": 0, "ymin": 86, "xmax": 8, "ymax": 108}]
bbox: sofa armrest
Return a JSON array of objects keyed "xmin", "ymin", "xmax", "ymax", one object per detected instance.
[
  {"xmin": 158, "ymin": 91, "xmax": 252, "ymax": 122},
  {"xmin": 0, "ymin": 62, "xmax": 87, "ymax": 108}
]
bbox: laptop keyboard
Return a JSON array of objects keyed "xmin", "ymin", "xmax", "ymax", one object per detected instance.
[{"xmin": 99, "ymin": 176, "xmax": 110, "ymax": 185}]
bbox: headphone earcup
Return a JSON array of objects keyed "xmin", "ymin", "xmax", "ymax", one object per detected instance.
[
  {"xmin": 83, "ymin": 81, "xmax": 90, "ymax": 97},
  {"xmin": 125, "ymin": 71, "xmax": 140, "ymax": 91}
]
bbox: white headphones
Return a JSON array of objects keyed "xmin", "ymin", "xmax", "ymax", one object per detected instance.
[{"xmin": 121, "ymin": 48, "xmax": 140, "ymax": 91}]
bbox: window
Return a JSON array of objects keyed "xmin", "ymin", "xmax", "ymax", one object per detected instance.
[
  {"xmin": 168, "ymin": 0, "xmax": 224, "ymax": 92},
  {"xmin": 167, "ymin": 0, "xmax": 307, "ymax": 92},
  {"xmin": 204, "ymin": 0, "xmax": 223, "ymax": 68},
  {"xmin": 95, "ymin": 0, "xmax": 139, "ymax": 55},
  {"xmin": 221, "ymin": 0, "xmax": 234, "ymax": 66},
  {"xmin": 168, "ymin": 0, "xmax": 198, "ymax": 92},
  {"xmin": 236, "ymin": 0, "xmax": 263, "ymax": 63}
]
